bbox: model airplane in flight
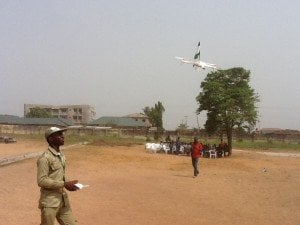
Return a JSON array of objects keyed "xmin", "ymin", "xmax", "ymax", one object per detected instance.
[{"xmin": 175, "ymin": 42, "xmax": 217, "ymax": 70}]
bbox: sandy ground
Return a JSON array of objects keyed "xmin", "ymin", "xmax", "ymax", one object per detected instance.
[{"xmin": 0, "ymin": 140, "xmax": 299, "ymax": 225}]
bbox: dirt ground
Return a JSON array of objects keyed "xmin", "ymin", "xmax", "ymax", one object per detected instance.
[{"xmin": 0, "ymin": 140, "xmax": 299, "ymax": 225}]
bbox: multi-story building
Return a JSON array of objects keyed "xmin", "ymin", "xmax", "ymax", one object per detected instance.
[{"xmin": 24, "ymin": 104, "xmax": 96, "ymax": 124}]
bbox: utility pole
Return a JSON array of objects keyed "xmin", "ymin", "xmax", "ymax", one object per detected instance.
[{"xmin": 184, "ymin": 116, "xmax": 188, "ymax": 127}]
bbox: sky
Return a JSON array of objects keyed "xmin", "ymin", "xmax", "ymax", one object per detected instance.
[{"xmin": 1, "ymin": 0, "xmax": 299, "ymax": 130}]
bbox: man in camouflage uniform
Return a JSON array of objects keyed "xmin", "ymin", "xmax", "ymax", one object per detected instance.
[{"xmin": 37, "ymin": 127, "xmax": 79, "ymax": 225}]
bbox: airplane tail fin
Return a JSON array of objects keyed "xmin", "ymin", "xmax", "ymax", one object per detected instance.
[{"xmin": 193, "ymin": 41, "xmax": 200, "ymax": 60}]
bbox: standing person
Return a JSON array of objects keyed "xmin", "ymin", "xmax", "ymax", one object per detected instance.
[
  {"xmin": 191, "ymin": 137, "xmax": 203, "ymax": 178},
  {"xmin": 219, "ymin": 139, "xmax": 225, "ymax": 149},
  {"xmin": 175, "ymin": 136, "xmax": 181, "ymax": 154},
  {"xmin": 37, "ymin": 127, "xmax": 79, "ymax": 225},
  {"xmin": 218, "ymin": 138, "xmax": 228, "ymax": 157}
]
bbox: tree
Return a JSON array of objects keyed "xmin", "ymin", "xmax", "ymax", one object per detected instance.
[
  {"xmin": 177, "ymin": 122, "xmax": 188, "ymax": 131},
  {"xmin": 26, "ymin": 107, "xmax": 52, "ymax": 118},
  {"xmin": 196, "ymin": 67, "xmax": 259, "ymax": 155},
  {"xmin": 143, "ymin": 101, "xmax": 165, "ymax": 139}
]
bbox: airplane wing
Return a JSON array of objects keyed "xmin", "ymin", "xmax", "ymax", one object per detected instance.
[
  {"xmin": 175, "ymin": 56, "xmax": 217, "ymax": 70},
  {"xmin": 175, "ymin": 57, "xmax": 196, "ymax": 65},
  {"xmin": 201, "ymin": 61, "xmax": 217, "ymax": 69}
]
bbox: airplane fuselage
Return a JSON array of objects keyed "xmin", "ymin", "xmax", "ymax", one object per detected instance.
[
  {"xmin": 175, "ymin": 42, "xmax": 217, "ymax": 71},
  {"xmin": 181, "ymin": 59, "xmax": 216, "ymax": 70}
]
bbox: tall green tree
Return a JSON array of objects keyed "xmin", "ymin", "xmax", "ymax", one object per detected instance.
[
  {"xmin": 143, "ymin": 101, "xmax": 165, "ymax": 131},
  {"xmin": 26, "ymin": 107, "xmax": 52, "ymax": 118},
  {"xmin": 196, "ymin": 67, "xmax": 259, "ymax": 155}
]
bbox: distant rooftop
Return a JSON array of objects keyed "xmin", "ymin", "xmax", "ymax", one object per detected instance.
[
  {"xmin": 124, "ymin": 113, "xmax": 148, "ymax": 118},
  {"xmin": 0, "ymin": 114, "xmax": 74, "ymax": 126}
]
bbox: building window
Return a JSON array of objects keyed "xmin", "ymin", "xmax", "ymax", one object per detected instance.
[{"xmin": 60, "ymin": 108, "xmax": 68, "ymax": 113}]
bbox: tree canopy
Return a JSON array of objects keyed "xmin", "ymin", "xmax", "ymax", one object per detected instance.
[
  {"xmin": 196, "ymin": 67, "xmax": 259, "ymax": 154},
  {"xmin": 26, "ymin": 107, "xmax": 52, "ymax": 118},
  {"xmin": 143, "ymin": 101, "xmax": 165, "ymax": 131}
]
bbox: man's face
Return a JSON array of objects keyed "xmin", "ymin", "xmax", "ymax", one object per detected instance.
[{"xmin": 49, "ymin": 131, "xmax": 65, "ymax": 146}]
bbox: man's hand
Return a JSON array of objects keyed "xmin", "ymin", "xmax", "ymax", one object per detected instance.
[{"xmin": 64, "ymin": 180, "xmax": 79, "ymax": 191}]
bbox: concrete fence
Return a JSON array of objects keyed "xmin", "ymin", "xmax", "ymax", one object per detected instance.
[{"xmin": 0, "ymin": 124, "xmax": 150, "ymax": 138}]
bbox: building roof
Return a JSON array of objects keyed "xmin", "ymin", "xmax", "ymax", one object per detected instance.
[
  {"xmin": 0, "ymin": 115, "xmax": 22, "ymax": 124},
  {"xmin": 88, "ymin": 116, "xmax": 148, "ymax": 128},
  {"xmin": 124, "ymin": 113, "xmax": 148, "ymax": 118},
  {"xmin": 123, "ymin": 113, "xmax": 151, "ymax": 126},
  {"xmin": 0, "ymin": 115, "xmax": 74, "ymax": 126}
]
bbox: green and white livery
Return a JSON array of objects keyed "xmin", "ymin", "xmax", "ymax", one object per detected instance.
[{"xmin": 175, "ymin": 42, "xmax": 217, "ymax": 70}]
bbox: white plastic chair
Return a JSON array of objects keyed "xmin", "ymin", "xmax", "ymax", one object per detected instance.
[
  {"xmin": 209, "ymin": 149, "xmax": 217, "ymax": 158},
  {"xmin": 171, "ymin": 145, "xmax": 177, "ymax": 154},
  {"xmin": 161, "ymin": 144, "xmax": 170, "ymax": 154}
]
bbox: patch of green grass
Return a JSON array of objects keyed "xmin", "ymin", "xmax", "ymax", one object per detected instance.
[
  {"xmin": 60, "ymin": 132, "xmax": 145, "ymax": 146},
  {"xmin": 9, "ymin": 133, "xmax": 145, "ymax": 146},
  {"xmin": 8, "ymin": 133, "xmax": 300, "ymax": 152},
  {"xmin": 67, "ymin": 134, "xmax": 145, "ymax": 147},
  {"xmin": 232, "ymin": 139, "xmax": 300, "ymax": 152},
  {"xmin": 178, "ymin": 136, "xmax": 300, "ymax": 152}
]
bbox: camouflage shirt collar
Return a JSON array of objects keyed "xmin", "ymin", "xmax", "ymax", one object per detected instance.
[{"xmin": 48, "ymin": 146, "xmax": 62, "ymax": 156}]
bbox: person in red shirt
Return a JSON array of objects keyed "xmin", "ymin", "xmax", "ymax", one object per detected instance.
[{"xmin": 190, "ymin": 137, "xmax": 203, "ymax": 177}]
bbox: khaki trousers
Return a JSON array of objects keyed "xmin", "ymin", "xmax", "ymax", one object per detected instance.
[{"xmin": 40, "ymin": 202, "xmax": 76, "ymax": 225}]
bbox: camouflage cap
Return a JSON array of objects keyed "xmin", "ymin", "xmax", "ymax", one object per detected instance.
[{"xmin": 45, "ymin": 127, "xmax": 67, "ymax": 139}]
